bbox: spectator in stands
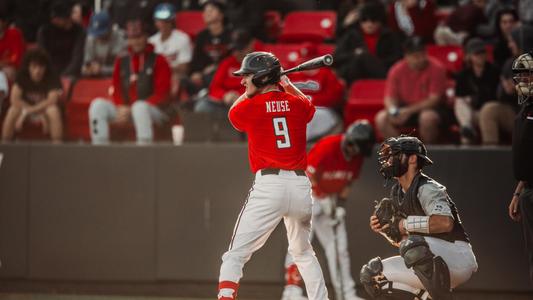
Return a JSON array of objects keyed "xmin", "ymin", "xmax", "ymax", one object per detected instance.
[
  {"xmin": 453, "ymin": 38, "xmax": 500, "ymax": 144},
  {"xmin": 0, "ymin": 8, "xmax": 25, "ymax": 81},
  {"xmin": 37, "ymin": 1, "xmax": 85, "ymax": 77},
  {"xmin": 479, "ymin": 58, "xmax": 517, "ymax": 145},
  {"xmin": 12, "ymin": 1, "xmax": 46, "ymax": 43},
  {"xmin": 434, "ymin": 0, "xmax": 487, "ymax": 45},
  {"xmin": 289, "ymin": 63, "xmax": 345, "ymax": 142},
  {"xmin": 334, "ymin": 1, "xmax": 403, "ymax": 84},
  {"xmin": 476, "ymin": 0, "xmax": 506, "ymax": 39},
  {"xmin": 88, "ymin": 19, "xmax": 171, "ymax": 144},
  {"xmin": 225, "ymin": 0, "xmax": 269, "ymax": 41},
  {"xmin": 387, "ymin": 0, "xmax": 437, "ymax": 43},
  {"xmin": 509, "ymin": 24, "xmax": 533, "ymax": 60},
  {"xmin": 82, "ymin": 12, "xmax": 127, "ymax": 78},
  {"xmin": 71, "ymin": 1, "xmax": 92, "ymax": 28},
  {"xmin": 375, "ymin": 36, "xmax": 448, "ymax": 144},
  {"xmin": 149, "ymin": 3, "xmax": 193, "ymax": 96},
  {"xmin": 104, "ymin": 0, "xmax": 159, "ymax": 33},
  {"xmin": 184, "ymin": 0, "xmax": 231, "ymax": 98},
  {"xmin": 1, "ymin": 48, "xmax": 62, "ymax": 142},
  {"xmin": 492, "ymin": 7, "xmax": 519, "ymax": 71},
  {"xmin": 194, "ymin": 29, "xmax": 257, "ymax": 116}
]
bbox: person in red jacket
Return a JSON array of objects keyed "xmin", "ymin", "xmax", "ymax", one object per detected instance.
[
  {"xmin": 288, "ymin": 66, "xmax": 345, "ymax": 142},
  {"xmin": 194, "ymin": 29, "xmax": 258, "ymax": 116},
  {"xmin": 0, "ymin": 11, "xmax": 25, "ymax": 81},
  {"xmin": 88, "ymin": 19, "xmax": 171, "ymax": 144}
]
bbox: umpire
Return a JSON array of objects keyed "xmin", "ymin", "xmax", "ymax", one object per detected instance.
[{"xmin": 509, "ymin": 50, "xmax": 533, "ymax": 284}]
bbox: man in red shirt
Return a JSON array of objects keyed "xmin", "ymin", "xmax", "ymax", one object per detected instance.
[
  {"xmin": 281, "ymin": 120, "xmax": 375, "ymax": 300},
  {"xmin": 88, "ymin": 19, "xmax": 171, "ymax": 144},
  {"xmin": 218, "ymin": 52, "xmax": 329, "ymax": 300},
  {"xmin": 194, "ymin": 29, "xmax": 258, "ymax": 116},
  {"xmin": 374, "ymin": 36, "xmax": 448, "ymax": 144}
]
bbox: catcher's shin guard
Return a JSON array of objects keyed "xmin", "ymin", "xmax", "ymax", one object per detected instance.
[{"xmin": 399, "ymin": 235, "xmax": 452, "ymax": 300}]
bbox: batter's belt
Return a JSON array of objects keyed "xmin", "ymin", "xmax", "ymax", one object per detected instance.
[{"xmin": 261, "ymin": 168, "xmax": 306, "ymax": 177}]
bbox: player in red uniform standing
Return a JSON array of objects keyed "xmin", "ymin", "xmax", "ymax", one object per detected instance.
[
  {"xmin": 217, "ymin": 52, "xmax": 329, "ymax": 300},
  {"xmin": 282, "ymin": 120, "xmax": 375, "ymax": 300}
]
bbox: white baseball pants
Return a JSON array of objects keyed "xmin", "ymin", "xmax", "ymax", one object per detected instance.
[
  {"xmin": 219, "ymin": 170, "xmax": 329, "ymax": 300},
  {"xmin": 382, "ymin": 236, "xmax": 478, "ymax": 294}
]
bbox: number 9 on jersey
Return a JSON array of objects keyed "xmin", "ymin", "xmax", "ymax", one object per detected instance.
[{"xmin": 273, "ymin": 117, "xmax": 291, "ymax": 149}]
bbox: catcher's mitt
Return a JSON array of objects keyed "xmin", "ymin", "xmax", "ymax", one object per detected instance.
[{"xmin": 374, "ymin": 197, "xmax": 403, "ymax": 243}]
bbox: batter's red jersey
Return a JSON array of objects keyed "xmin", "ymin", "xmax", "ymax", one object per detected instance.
[
  {"xmin": 306, "ymin": 134, "xmax": 364, "ymax": 197},
  {"xmin": 229, "ymin": 91, "xmax": 315, "ymax": 173}
]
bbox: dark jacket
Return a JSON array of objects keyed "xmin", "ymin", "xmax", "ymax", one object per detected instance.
[
  {"xmin": 334, "ymin": 27, "xmax": 403, "ymax": 82},
  {"xmin": 37, "ymin": 22, "xmax": 85, "ymax": 76}
]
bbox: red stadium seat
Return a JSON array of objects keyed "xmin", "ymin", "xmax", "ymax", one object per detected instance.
[
  {"xmin": 263, "ymin": 43, "xmax": 317, "ymax": 68},
  {"xmin": 175, "ymin": 11, "xmax": 204, "ymax": 40},
  {"xmin": 278, "ymin": 11, "xmax": 337, "ymax": 43},
  {"xmin": 264, "ymin": 10, "xmax": 282, "ymax": 41},
  {"xmin": 66, "ymin": 78, "xmax": 113, "ymax": 141},
  {"xmin": 427, "ymin": 45, "xmax": 464, "ymax": 75},
  {"xmin": 316, "ymin": 44, "xmax": 335, "ymax": 56},
  {"xmin": 344, "ymin": 80, "xmax": 386, "ymax": 128},
  {"xmin": 348, "ymin": 79, "xmax": 386, "ymax": 101}
]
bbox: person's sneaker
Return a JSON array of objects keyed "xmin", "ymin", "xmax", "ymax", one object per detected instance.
[
  {"xmin": 281, "ymin": 285, "xmax": 308, "ymax": 300},
  {"xmin": 460, "ymin": 126, "xmax": 477, "ymax": 145}
]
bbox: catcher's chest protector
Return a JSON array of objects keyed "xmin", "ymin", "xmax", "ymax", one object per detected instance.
[{"xmin": 391, "ymin": 173, "xmax": 469, "ymax": 243}]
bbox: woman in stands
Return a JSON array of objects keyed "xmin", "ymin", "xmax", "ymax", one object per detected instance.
[{"xmin": 2, "ymin": 48, "xmax": 63, "ymax": 142}]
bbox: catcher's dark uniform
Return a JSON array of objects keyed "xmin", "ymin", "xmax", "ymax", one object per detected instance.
[{"xmin": 363, "ymin": 172, "xmax": 478, "ymax": 298}]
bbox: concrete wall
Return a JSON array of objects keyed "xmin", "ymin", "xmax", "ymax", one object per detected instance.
[{"xmin": 0, "ymin": 144, "xmax": 529, "ymax": 291}]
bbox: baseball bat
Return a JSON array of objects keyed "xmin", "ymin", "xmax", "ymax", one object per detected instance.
[{"xmin": 280, "ymin": 54, "xmax": 333, "ymax": 76}]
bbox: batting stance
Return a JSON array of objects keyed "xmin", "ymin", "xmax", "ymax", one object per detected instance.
[
  {"xmin": 282, "ymin": 120, "xmax": 375, "ymax": 300},
  {"xmin": 360, "ymin": 136, "xmax": 478, "ymax": 299},
  {"xmin": 218, "ymin": 52, "xmax": 329, "ymax": 300}
]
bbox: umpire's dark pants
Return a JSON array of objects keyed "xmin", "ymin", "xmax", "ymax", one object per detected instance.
[{"xmin": 520, "ymin": 184, "xmax": 533, "ymax": 285}]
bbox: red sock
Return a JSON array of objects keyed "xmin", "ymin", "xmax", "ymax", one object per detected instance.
[
  {"xmin": 218, "ymin": 281, "xmax": 239, "ymax": 299},
  {"xmin": 285, "ymin": 263, "xmax": 303, "ymax": 286}
]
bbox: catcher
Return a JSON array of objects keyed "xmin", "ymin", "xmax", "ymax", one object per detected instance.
[{"xmin": 360, "ymin": 136, "xmax": 478, "ymax": 299}]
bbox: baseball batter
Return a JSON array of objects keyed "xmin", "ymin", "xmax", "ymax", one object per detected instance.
[
  {"xmin": 360, "ymin": 136, "xmax": 478, "ymax": 299},
  {"xmin": 282, "ymin": 120, "xmax": 375, "ymax": 300},
  {"xmin": 217, "ymin": 52, "xmax": 329, "ymax": 300}
]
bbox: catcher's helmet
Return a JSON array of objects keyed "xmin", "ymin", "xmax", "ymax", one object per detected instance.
[
  {"xmin": 512, "ymin": 51, "xmax": 533, "ymax": 104},
  {"xmin": 342, "ymin": 120, "xmax": 375, "ymax": 157},
  {"xmin": 378, "ymin": 136, "xmax": 433, "ymax": 179},
  {"xmin": 154, "ymin": 3, "xmax": 176, "ymax": 21},
  {"xmin": 233, "ymin": 52, "xmax": 281, "ymax": 87}
]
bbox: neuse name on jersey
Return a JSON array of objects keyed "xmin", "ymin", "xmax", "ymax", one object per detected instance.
[
  {"xmin": 321, "ymin": 171, "xmax": 353, "ymax": 180},
  {"xmin": 266, "ymin": 100, "xmax": 291, "ymax": 113}
]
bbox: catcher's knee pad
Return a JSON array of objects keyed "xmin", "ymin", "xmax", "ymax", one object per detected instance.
[
  {"xmin": 399, "ymin": 235, "xmax": 452, "ymax": 300},
  {"xmin": 360, "ymin": 256, "xmax": 429, "ymax": 300}
]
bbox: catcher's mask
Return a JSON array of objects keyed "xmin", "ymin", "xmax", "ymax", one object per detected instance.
[
  {"xmin": 342, "ymin": 120, "xmax": 376, "ymax": 158},
  {"xmin": 512, "ymin": 52, "xmax": 533, "ymax": 105},
  {"xmin": 233, "ymin": 51, "xmax": 281, "ymax": 88},
  {"xmin": 378, "ymin": 136, "xmax": 433, "ymax": 179}
]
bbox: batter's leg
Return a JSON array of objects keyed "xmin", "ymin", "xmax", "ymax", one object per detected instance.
[{"xmin": 219, "ymin": 179, "xmax": 286, "ymax": 299}]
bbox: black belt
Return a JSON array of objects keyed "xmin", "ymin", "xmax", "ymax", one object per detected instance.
[{"xmin": 261, "ymin": 168, "xmax": 306, "ymax": 176}]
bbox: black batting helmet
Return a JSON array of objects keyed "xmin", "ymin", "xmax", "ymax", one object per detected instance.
[
  {"xmin": 233, "ymin": 52, "xmax": 281, "ymax": 87},
  {"xmin": 342, "ymin": 120, "xmax": 375, "ymax": 157},
  {"xmin": 378, "ymin": 136, "xmax": 433, "ymax": 179}
]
